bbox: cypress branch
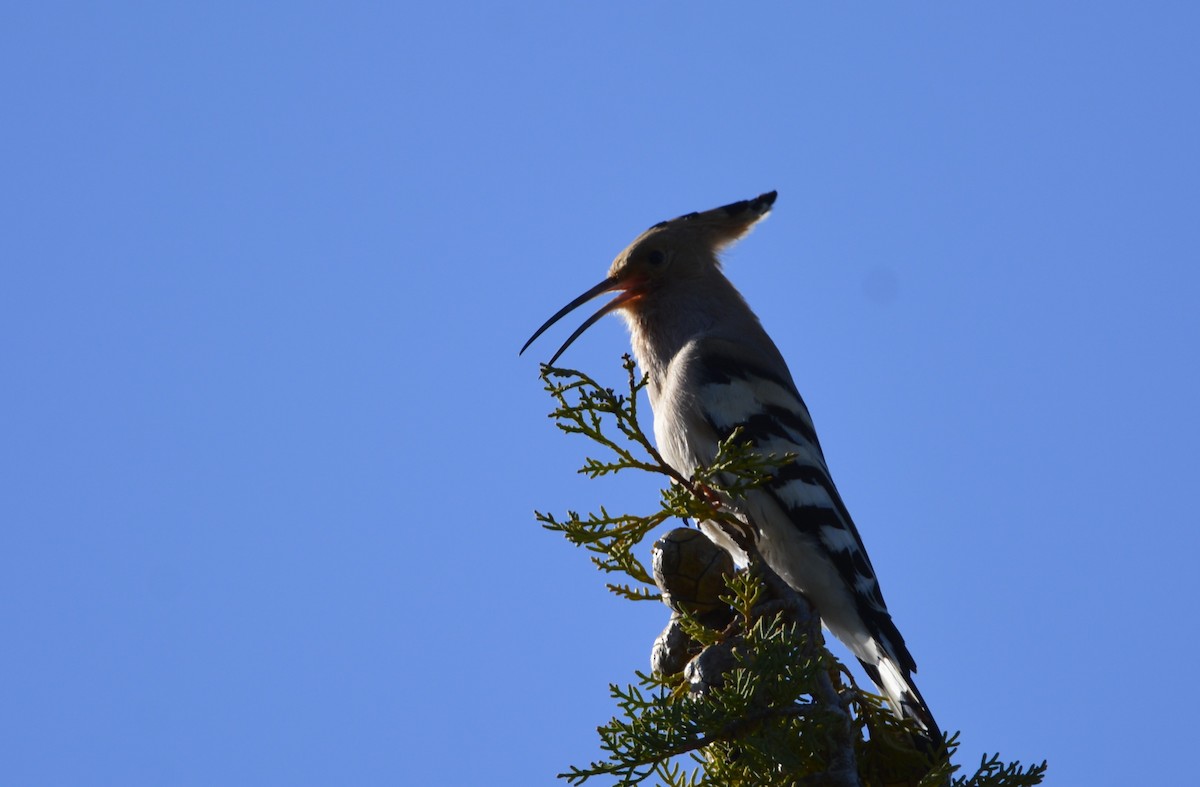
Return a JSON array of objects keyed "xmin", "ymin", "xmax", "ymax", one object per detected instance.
[{"xmin": 534, "ymin": 356, "xmax": 1046, "ymax": 786}]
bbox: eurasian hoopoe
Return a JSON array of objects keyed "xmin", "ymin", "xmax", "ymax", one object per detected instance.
[{"xmin": 521, "ymin": 191, "xmax": 940, "ymax": 740}]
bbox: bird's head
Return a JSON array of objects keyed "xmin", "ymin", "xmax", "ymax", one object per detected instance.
[{"xmin": 520, "ymin": 191, "xmax": 776, "ymax": 364}]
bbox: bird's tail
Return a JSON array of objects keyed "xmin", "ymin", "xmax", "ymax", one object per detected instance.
[{"xmin": 862, "ymin": 652, "xmax": 942, "ymax": 746}]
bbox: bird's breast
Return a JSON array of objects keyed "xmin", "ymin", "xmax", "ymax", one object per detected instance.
[{"xmin": 646, "ymin": 341, "xmax": 722, "ymax": 480}]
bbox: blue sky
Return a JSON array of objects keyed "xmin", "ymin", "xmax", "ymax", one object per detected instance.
[{"xmin": 3, "ymin": 4, "xmax": 1198, "ymax": 785}]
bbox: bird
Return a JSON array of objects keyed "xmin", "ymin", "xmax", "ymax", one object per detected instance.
[{"xmin": 520, "ymin": 191, "xmax": 940, "ymax": 741}]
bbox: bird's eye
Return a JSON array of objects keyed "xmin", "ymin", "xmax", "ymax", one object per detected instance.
[{"xmin": 647, "ymin": 250, "xmax": 666, "ymax": 266}]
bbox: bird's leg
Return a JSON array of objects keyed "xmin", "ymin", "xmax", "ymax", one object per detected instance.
[{"xmin": 692, "ymin": 479, "xmax": 724, "ymax": 507}]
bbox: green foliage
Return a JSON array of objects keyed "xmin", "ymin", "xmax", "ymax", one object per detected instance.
[
  {"xmin": 534, "ymin": 357, "xmax": 1047, "ymax": 787},
  {"xmin": 537, "ymin": 356, "xmax": 792, "ymax": 600}
]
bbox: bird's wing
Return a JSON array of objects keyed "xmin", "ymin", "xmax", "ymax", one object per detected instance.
[{"xmin": 667, "ymin": 337, "xmax": 938, "ymax": 734}]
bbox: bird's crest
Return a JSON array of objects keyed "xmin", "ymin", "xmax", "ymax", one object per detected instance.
[{"xmin": 637, "ymin": 190, "xmax": 777, "ymax": 255}]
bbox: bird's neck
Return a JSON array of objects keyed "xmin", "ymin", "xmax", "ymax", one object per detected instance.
[{"xmin": 620, "ymin": 273, "xmax": 764, "ymax": 395}]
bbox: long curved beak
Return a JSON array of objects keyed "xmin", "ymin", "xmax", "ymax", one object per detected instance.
[{"xmin": 520, "ymin": 276, "xmax": 641, "ymax": 365}]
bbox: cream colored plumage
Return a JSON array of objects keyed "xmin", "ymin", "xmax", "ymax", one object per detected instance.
[{"xmin": 522, "ymin": 192, "xmax": 939, "ymax": 739}]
